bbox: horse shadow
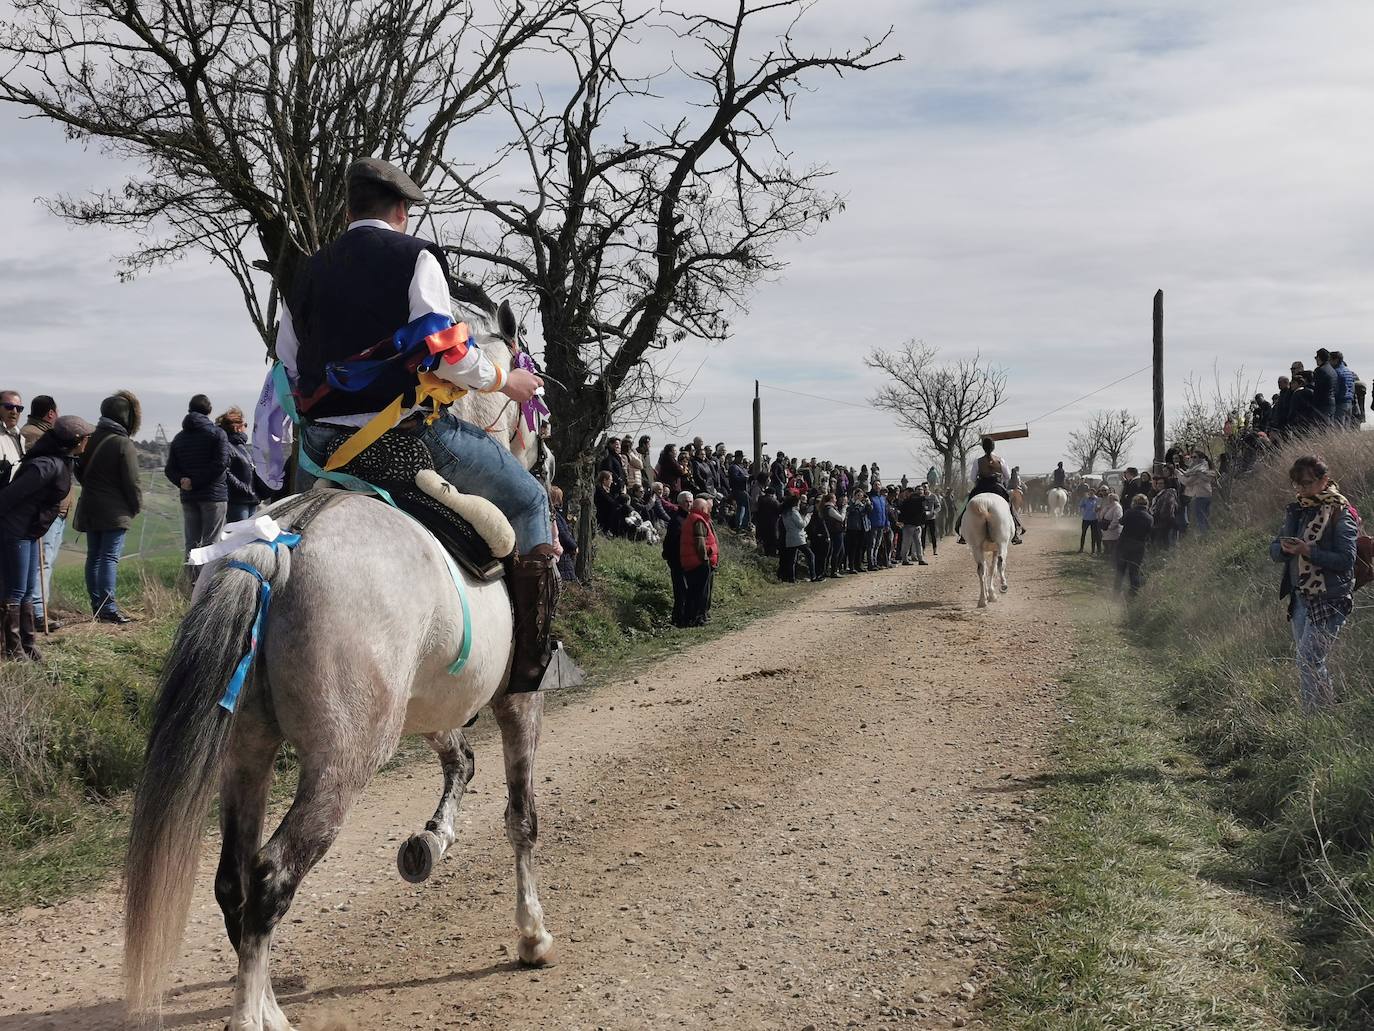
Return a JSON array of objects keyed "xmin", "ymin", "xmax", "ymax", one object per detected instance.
[
  {"xmin": 0, "ymin": 961, "xmax": 517, "ymax": 1030},
  {"xmin": 836, "ymin": 599, "xmax": 950, "ymax": 615}
]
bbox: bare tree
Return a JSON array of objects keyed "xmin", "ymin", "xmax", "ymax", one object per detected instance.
[
  {"xmin": 866, "ymin": 342, "xmax": 1008, "ymax": 487},
  {"xmin": 1073, "ymin": 409, "xmax": 1141, "ymax": 469},
  {"xmin": 1065, "ymin": 430, "xmax": 1100, "ymax": 474},
  {"xmin": 1168, "ymin": 365, "xmax": 1260, "ymax": 461},
  {"xmin": 439, "ymin": 2, "xmax": 900, "ymax": 486},
  {"xmin": 0, "ymin": 0, "xmax": 576, "ymax": 342}
]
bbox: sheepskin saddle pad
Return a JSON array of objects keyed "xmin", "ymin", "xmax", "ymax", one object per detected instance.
[{"xmin": 309, "ymin": 426, "xmax": 513, "ymax": 582}]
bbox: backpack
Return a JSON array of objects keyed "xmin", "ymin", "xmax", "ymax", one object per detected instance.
[{"xmin": 1350, "ymin": 503, "xmax": 1374, "ymax": 592}]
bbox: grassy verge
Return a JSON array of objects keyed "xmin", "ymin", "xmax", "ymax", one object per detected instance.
[
  {"xmin": 983, "ymin": 548, "xmax": 1302, "ymax": 1030},
  {"xmin": 0, "ymin": 527, "xmax": 791, "ymax": 911}
]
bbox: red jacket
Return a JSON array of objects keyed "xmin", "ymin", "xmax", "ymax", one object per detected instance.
[{"xmin": 680, "ymin": 510, "xmax": 719, "ymax": 571}]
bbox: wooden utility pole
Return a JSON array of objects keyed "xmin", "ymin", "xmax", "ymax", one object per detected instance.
[
  {"xmin": 752, "ymin": 380, "xmax": 763, "ymax": 473},
  {"xmin": 1152, "ymin": 289, "xmax": 1164, "ymax": 467}
]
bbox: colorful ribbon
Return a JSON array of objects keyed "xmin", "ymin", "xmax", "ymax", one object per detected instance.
[
  {"xmin": 217, "ymin": 531, "xmax": 301, "ymax": 713},
  {"xmin": 513, "ymin": 350, "xmax": 550, "ymax": 431}
]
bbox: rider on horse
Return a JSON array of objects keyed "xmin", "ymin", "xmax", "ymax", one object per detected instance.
[
  {"xmin": 275, "ymin": 158, "xmax": 559, "ymax": 695},
  {"xmin": 956, "ymin": 436, "xmax": 1026, "ymax": 545}
]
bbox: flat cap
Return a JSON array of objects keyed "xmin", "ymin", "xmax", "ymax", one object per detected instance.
[
  {"xmin": 52, "ymin": 415, "xmax": 94, "ymax": 445},
  {"xmin": 347, "ymin": 157, "xmax": 427, "ymax": 204}
]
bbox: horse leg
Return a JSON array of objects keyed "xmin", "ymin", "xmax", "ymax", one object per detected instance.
[
  {"xmin": 998, "ymin": 549, "xmax": 1009, "ymax": 593},
  {"xmin": 397, "ymin": 729, "xmax": 476, "ymax": 883},
  {"xmin": 490, "ymin": 691, "xmax": 555, "ymax": 966},
  {"xmin": 975, "ymin": 557, "xmax": 988, "ymax": 608},
  {"xmin": 230, "ymin": 759, "xmax": 373, "ymax": 1031},
  {"xmin": 214, "ymin": 713, "xmax": 281, "ymax": 955}
]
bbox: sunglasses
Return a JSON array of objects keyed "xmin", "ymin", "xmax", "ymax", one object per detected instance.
[{"xmin": 1, "ymin": 402, "xmax": 23, "ymax": 413}]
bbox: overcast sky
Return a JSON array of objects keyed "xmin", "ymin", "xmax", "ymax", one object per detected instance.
[{"xmin": 2, "ymin": 0, "xmax": 1372, "ymax": 481}]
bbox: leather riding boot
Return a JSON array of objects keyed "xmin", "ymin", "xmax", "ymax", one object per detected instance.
[
  {"xmin": 17, "ymin": 601, "xmax": 42, "ymax": 662},
  {"xmin": 1, "ymin": 604, "xmax": 19, "ymax": 660},
  {"xmin": 506, "ymin": 544, "xmax": 560, "ymax": 694}
]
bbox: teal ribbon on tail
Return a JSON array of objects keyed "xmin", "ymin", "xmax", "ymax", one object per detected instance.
[{"xmin": 217, "ymin": 532, "xmax": 302, "ymax": 713}]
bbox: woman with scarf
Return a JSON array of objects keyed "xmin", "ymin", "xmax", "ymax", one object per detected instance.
[{"xmin": 1270, "ymin": 454, "xmax": 1358, "ymax": 713}]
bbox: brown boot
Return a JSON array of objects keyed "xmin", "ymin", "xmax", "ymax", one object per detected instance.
[
  {"xmin": 505, "ymin": 544, "xmax": 560, "ymax": 694},
  {"xmin": 18, "ymin": 602, "xmax": 43, "ymax": 662},
  {"xmin": 1, "ymin": 604, "xmax": 19, "ymax": 660}
]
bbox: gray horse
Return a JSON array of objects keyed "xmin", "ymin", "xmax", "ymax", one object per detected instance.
[{"xmin": 124, "ymin": 301, "xmax": 555, "ymax": 1031}]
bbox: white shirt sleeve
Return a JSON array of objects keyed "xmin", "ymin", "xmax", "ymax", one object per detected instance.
[
  {"xmin": 275, "ymin": 304, "xmax": 300, "ymax": 385},
  {"xmin": 410, "ymin": 250, "xmax": 501, "ymax": 393},
  {"xmin": 998, "ymin": 457, "xmax": 1011, "ymax": 481}
]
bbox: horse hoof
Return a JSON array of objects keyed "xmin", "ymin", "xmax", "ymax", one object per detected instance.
[
  {"xmin": 518, "ymin": 932, "xmax": 556, "ymax": 967},
  {"xmin": 977, "ymin": 599, "xmax": 988, "ymax": 609},
  {"xmin": 1000, "ymin": 584, "xmax": 1009, "ymax": 593},
  {"xmin": 397, "ymin": 830, "xmax": 443, "ymax": 883}
]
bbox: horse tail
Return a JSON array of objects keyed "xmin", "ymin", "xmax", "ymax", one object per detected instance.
[{"xmin": 125, "ymin": 542, "xmax": 293, "ymax": 1016}]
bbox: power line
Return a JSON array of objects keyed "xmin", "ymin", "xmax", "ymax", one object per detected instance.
[
  {"xmin": 758, "ymin": 382, "xmax": 873, "ymax": 410},
  {"xmin": 1021, "ymin": 364, "xmax": 1152, "ymax": 425}
]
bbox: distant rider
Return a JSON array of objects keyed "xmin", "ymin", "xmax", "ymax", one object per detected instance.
[
  {"xmin": 275, "ymin": 158, "xmax": 558, "ymax": 694},
  {"xmin": 956, "ymin": 437, "xmax": 1026, "ymax": 545}
]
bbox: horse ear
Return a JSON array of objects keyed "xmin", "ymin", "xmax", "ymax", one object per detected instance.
[{"xmin": 497, "ymin": 299, "xmax": 519, "ymax": 343}]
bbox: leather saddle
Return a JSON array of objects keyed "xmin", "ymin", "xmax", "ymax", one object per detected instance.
[{"xmin": 307, "ymin": 426, "xmax": 505, "ymax": 581}]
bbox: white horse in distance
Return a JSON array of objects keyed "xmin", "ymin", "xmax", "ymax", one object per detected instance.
[{"xmin": 1047, "ymin": 487, "xmax": 1069, "ymax": 518}]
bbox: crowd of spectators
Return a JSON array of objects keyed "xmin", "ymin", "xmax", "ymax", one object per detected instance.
[
  {"xmin": 582, "ymin": 433, "xmax": 960, "ymax": 628},
  {"xmin": 0, "ymin": 386, "xmax": 266, "ymax": 661},
  {"xmin": 1072, "ymin": 347, "xmax": 1365, "ymax": 625}
]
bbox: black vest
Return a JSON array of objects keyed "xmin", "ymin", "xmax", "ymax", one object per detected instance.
[{"xmin": 292, "ymin": 226, "xmax": 451, "ymax": 419}]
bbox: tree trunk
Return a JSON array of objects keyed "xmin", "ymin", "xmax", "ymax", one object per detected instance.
[
  {"xmin": 574, "ymin": 485, "xmax": 595, "ymax": 585},
  {"xmin": 942, "ymin": 451, "xmax": 955, "ymax": 492}
]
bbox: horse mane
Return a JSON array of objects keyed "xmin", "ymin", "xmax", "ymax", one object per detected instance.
[{"xmin": 447, "ymin": 285, "xmax": 540, "ymax": 473}]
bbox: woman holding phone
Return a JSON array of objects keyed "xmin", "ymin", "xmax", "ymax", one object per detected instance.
[{"xmin": 1270, "ymin": 454, "xmax": 1358, "ymax": 713}]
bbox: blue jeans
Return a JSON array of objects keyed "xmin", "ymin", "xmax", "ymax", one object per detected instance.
[
  {"xmin": 85, "ymin": 529, "xmax": 128, "ymax": 616},
  {"xmin": 1192, "ymin": 496, "xmax": 1212, "ymax": 534},
  {"xmin": 304, "ymin": 415, "xmax": 552, "ymax": 554},
  {"xmin": 1, "ymin": 534, "xmax": 38, "ymax": 605},
  {"xmin": 227, "ymin": 502, "xmax": 258, "ymax": 524},
  {"xmin": 731, "ymin": 489, "xmax": 751, "ymax": 532},
  {"xmin": 1291, "ymin": 595, "xmax": 1347, "ymax": 713},
  {"xmin": 26, "ymin": 515, "xmax": 64, "ymax": 618}
]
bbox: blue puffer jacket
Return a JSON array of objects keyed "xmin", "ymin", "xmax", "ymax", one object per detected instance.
[
  {"xmin": 1336, "ymin": 362, "xmax": 1357, "ymax": 405},
  {"xmin": 1269, "ymin": 500, "xmax": 1358, "ymax": 602},
  {"xmin": 165, "ymin": 412, "xmax": 231, "ymax": 503},
  {"xmin": 868, "ymin": 492, "xmax": 889, "ymax": 529}
]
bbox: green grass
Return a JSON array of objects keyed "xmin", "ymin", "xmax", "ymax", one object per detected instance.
[
  {"xmin": 983, "ymin": 550, "xmax": 1303, "ymax": 1031},
  {"xmin": 0, "ymin": 525, "xmax": 793, "ymax": 911},
  {"xmin": 0, "ymin": 558, "xmax": 183, "ymax": 909}
]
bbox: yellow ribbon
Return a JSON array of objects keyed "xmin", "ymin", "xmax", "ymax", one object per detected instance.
[{"xmin": 322, "ymin": 395, "xmax": 405, "ymax": 472}]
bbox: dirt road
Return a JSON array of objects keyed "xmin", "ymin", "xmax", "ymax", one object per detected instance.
[{"xmin": 0, "ymin": 523, "xmax": 1072, "ymax": 1030}]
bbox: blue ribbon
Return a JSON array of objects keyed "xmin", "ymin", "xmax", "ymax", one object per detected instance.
[{"xmin": 321, "ymin": 312, "xmax": 456, "ymax": 391}]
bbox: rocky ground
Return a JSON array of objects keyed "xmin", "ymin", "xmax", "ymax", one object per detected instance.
[{"xmin": 0, "ymin": 522, "xmax": 1070, "ymax": 1030}]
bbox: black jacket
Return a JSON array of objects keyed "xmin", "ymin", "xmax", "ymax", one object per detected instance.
[
  {"xmin": 0, "ymin": 434, "xmax": 74, "ymax": 539},
  {"xmin": 663, "ymin": 510, "xmax": 687, "ymax": 567},
  {"xmin": 1312, "ymin": 362, "xmax": 1339, "ymax": 412},
  {"xmin": 1117, "ymin": 507, "xmax": 1154, "ymax": 562},
  {"xmin": 225, "ymin": 430, "xmax": 260, "ymax": 506},
  {"xmin": 598, "ymin": 449, "xmax": 627, "ymax": 492},
  {"xmin": 165, "ymin": 412, "xmax": 231, "ymax": 503}
]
